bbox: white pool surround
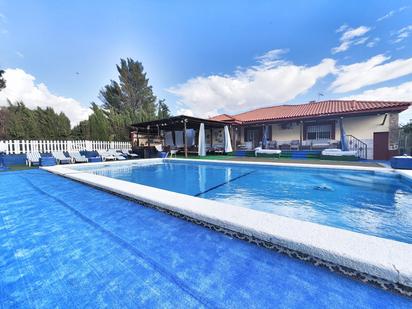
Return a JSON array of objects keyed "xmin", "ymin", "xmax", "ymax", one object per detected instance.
[{"xmin": 42, "ymin": 158, "xmax": 412, "ymax": 289}]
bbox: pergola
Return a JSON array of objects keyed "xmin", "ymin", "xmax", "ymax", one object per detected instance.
[{"xmin": 131, "ymin": 115, "xmax": 232, "ymax": 157}]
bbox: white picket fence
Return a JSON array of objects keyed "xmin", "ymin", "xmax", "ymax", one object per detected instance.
[{"xmin": 0, "ymin": 140, "xmax": 131, "ymax": 155}]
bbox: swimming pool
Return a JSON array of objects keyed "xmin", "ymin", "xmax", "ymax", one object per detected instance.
[
  {"xmin": 73, "ymin": 160, "xmax": 412, "ymax": 244},
  {"xmin": 1, "ymin": 169, "xmax": 411, "ymax": 307}
]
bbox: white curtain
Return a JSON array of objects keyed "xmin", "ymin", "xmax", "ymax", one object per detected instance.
[
  {"xmin": 198, "ymin": 123, "xmax": 206, "ymax": 156},
  {"xmin": 164, "ymin": 131, "xmax": 174, "ymax": 147},
  {"xmin": 186, "ymin": 129, "xmax": 195, "ymax": 146},
  {"xmin": 174, "ymin": 131, "xmax": 184, "ymax": 147},
  {"xmin": 224, "ymin": 126, "xmax": 233, "ymax": 153}
]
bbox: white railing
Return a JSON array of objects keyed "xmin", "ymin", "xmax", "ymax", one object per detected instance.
[{"xmin": 0, "ymin": 140, "xmax": 132, "ymax": 154}]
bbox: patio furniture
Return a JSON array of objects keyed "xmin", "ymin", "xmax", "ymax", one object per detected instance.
[
  {"xmin": 88, "ymin": 156, "xmax": 102, "ymax": 163},
  {"xmin": 390, "ymin": 156, "xmax": 412, "ymax": 169},
  {"xmin": 237, "ymin": 142, "xmax": 253, "ymax": 150},
  {"xmin": 69, "ymin": 151, "xmax": 88, "ymax": 163},
  {"xmin": 254, "ymin": 147, "xmax": 282, "ymax": 158},
  {"xmin": 169, "ymin": 149, "xmax": 178, "ymax": 158},
  {"xmin": 266, "ymin": 140, "xmax": 277, "ymax": 149},
  {"xmin": 321, "ymin": 149, "xmax": 358, "ymax": 161},
  {"xmin": 300, "ymin": 140, "xmax": 312, "ymax": 150},
  {"xmin": 108, "ymin": 149, "xmax": 127, "ymax": 160},
  {"xmin": 121, "ymin": 149, "xmax": 139, "ymax": 159},
  {"xmin": 52, "ymin": 151, "xmax": 71, "ymax": 164},
  {"xmin": 39, "ymin": 157, "xmax": 56, "ymax": 166},
  {"xmin": 97, "ymin": 150, "xmax": 116, "ymax": 161},
  {"xmin": 290, "ymin": 140, "xmax": 300, "ymax": 151},
  {"xmin": 26, "ymin": 151, "xmax": 41, "ymax": 166},
  {"xmin": 312, "ymin": 139, "xmax": 338, "ymax": 149}
]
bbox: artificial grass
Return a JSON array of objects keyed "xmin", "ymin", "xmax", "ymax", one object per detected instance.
[
  {"xmin": 0, "ymin": 165, "xmax": 38, "ymax": 172},
  {"xmin": 175, "ymin": 154, "xmax": 383, "ymax": 167}
]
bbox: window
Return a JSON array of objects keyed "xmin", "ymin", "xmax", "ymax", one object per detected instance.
[{"xmin": 306, "ymin": 124, "xmax": 332, "ymax": 140}]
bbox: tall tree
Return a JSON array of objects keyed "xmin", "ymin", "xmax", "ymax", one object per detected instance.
[
  {"xmin": 99, "ymin": 58, "xmax": 158, "ymax": 122},
  {"xmin": 0, "ymin": 69, "xmax": 5, "ymax": 91},
  {"xmin": 0, "ymin": 107, "xmax": 9, "ymax": 139},
  {"xmin": 71, "ymin": 120, "xmax": 90, "ymax": 140},
  {"xmin": 157, "ymin": 99, "xmax": 171, "ymax": 119},
  {"xmin": 2, "ymin": 101, "xmax": 72, "ymax": 140},
  {"xmin": 6, "ymin": 101, "xmax": 40, "ymax": 139},
  {"xmin": 92, "ymin": 57, "xmax": 170, "ymax": 140},
  {"xmin": 88, "ymin": 103, "xmax": 111, "ymax": 140}
]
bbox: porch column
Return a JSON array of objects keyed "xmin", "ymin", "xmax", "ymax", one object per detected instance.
[
  {"xmin": 233, "ymin": 127, "xmax": 237, "ymax": 151},
  {"xmin": 299, "ymin": 121, "xmax": 303, "ymax": 148},
  {"xmin": 183, "ymin": 120, "xmax": 188, "ymax": 158}
]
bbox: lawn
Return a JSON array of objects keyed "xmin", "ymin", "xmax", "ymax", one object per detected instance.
[
  {"xmin": 175, "ymin": 154, "xmax": 384, "ymax": 167},
  {"xmin": 0, "ymin": 165, "xmax": 38, "ymax": 172}
]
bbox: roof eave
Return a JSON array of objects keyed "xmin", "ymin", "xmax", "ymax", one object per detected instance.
[{"xmin": 233, "ymin": 106, "xmax": 410, "ymax": 125}]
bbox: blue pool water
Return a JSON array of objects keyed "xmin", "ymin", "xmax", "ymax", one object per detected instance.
[
  {"xmin": 77, "ymin": 160, "xmax": 412, "ymax": 244},
  {"xmin": 0, "ymin": 170, "xmax": 410, "ymax": 307}
]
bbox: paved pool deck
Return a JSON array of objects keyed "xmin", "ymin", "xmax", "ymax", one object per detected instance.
[{"xmin": 1, "ymin": 169, "xmax": 411, "ymax": 307}]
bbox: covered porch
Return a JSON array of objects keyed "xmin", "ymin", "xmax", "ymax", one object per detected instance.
[
  {"xmin": 131, "ymin": 115, "xmax": 233, "ymax": 157},
  {"xmin": 234, "ymin": 117, "xmax": 367, "ymax": 159}
]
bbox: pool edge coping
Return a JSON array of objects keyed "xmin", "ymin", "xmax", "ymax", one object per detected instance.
[{"xmin": 42, "ymin": 159, "xmax": 412, "ymax": 291}]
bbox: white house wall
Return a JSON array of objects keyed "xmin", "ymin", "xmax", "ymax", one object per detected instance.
[
  {"xmin": 337, "ymin": 114, "xmax": 390, "ymax": 160},
  {"xmin": 237, "ymin": 114, "xmax": 393, "ymax": 160}
]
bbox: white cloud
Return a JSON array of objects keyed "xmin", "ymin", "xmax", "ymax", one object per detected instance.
[
  {"xmin": 377, "ymin": 6, "xmax": 409, "ymax": 22},
  {"xmin": 16, "ymin": 51, "xmax": 24, "ymax": 58},
  {"xmin": 353, "ymin": 37, "xmax": 369, "ymax": 45},
  {"xmin": 176, "ymin": 108, "xmax": 194, "ymax": 117},
  {"xmin": 341, "ymin": 26, "xmax": 370, "ymax": 41},
  {"xmin": 336, "ymin": 24, "xmax": 349, "ymax": 33},
  {"xmin": 377, "ymin": 10, "xmax": 395, "ymax": 22},
  {"xmin": 332, "ymin": 25, "xmax": 371, "ymax": 54},
  {"xmin": 0, "ymin": 68, "xmax": 91, "ymax": 126},
  {"xmin": 255, "ymin": 49, "xmax": 289, "ymax": 68},
  {"xmin": 330, "ymin": 54, "xmax": 412, "ymax": 93},
  {"xmin": 392, "ymin": 25, "xmax": 412, "ymax": 43},
  {"xmin": 366, "ymin": 37, "xmax": 380, "ymax": 48},
  {"xmin": 342, "ymin": 81, "xmax": 412, "ymax": 124},
  {"xmin": 168, "ymin": 51, "xmax": 336, "ymax": 117}
]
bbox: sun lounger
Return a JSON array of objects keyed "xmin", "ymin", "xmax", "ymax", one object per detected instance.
[
  {"xmin": 237, "ymin": 142, "xmax": 253, "ymax": 150},
  {"xmin": 121, "ymin": 149, "xmax": 138, "ymax": 159},
  {"xmin": 321, "ymin": 149, "xmax": 358, "ymax": 157},
  {"xmin": 97, "ymin": 150, "xmax": 116, "ymax": 161},
  {"xmin": 26, "ymin": 151, "xmax": 41, "ymax": 166},
  {"xmin": 254, "ymin": 147, "xmax": 282, "ymax": 157},
  {"xmin": 52, "ymin": 151, "xmax": 71, "ymax": 164},
  {"xmin": 107, "ymin": 149, "xmax": 126, "ymax": 160},
  {"xmin": 69, "ymin": 151, "xmax": 89, "ymax": 163}
]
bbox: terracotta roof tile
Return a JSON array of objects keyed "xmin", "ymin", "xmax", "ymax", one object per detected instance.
[
  {"xmin": 209, "ymin": 114, "xmax": 235, "ymax": 121},
  {"xmin": 213, "ymin": 100, "xmax": 411, "ymax": 123}
]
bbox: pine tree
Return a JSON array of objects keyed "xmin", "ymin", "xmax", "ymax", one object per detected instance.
[
  {"xmin": 157, "ymin": 99, "xmax": 171, "ymax": 119},
  {"xmin": 88, "ymin": 103, "xmax": 111, "ymax": 140}
]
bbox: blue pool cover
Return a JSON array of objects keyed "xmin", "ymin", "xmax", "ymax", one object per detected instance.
[{"xmin": 0, "ymin": 170, "xmax": 410, "ymax": 308}]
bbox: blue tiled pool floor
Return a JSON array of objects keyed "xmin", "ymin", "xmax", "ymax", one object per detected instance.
[{"xmin": 0, "ymin": 170, "xmax": 410, "ymax": 308}]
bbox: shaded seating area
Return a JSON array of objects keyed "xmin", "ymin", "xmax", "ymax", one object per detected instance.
[{"xmin": 131, "ymin": 115, "xmax": 233, "ymax": 158}]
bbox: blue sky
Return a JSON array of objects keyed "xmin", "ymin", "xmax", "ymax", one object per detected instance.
[{"xmin": 0, "ymin": 0, "xmax": 412, "ymax": 125}]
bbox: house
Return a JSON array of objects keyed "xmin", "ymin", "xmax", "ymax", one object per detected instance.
[{"xmin": 210, "ymin": 100, "xmax": 411, "ymax": 160}]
